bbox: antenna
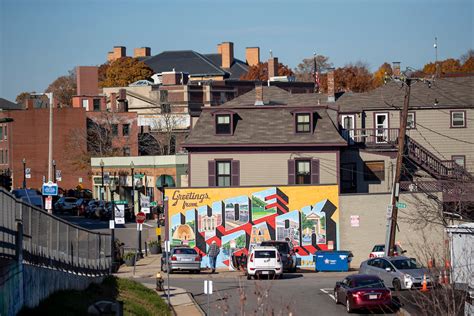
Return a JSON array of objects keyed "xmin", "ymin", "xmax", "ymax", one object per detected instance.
[
  {"xmin": 434, "ymin": 37, "xmax": 438, "ymax": 63},
  {"xmin": 269, "ymin": 49, "xmax": 273, "ymax": 58}
]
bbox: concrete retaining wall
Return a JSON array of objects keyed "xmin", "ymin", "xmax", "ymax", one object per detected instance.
[
  {"xmin": 0, "ymin": 259, "xmax": 104, "ymax": 316},
  {"xmin": 340, "ymin": 192, "xmax": 446, "ymax": 267}
]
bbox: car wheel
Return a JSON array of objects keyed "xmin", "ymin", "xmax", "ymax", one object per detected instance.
[
  {"xmin": 393, "ymin": 278, "xmax": 402, "ymax": 292},
  {"xmin": 346, "ymin": 298, "xmax": 353, "ymax": 313},
  {"xmin": 247, "ymin": 274, "xmax": 251, "ymax": 280},
  {"xmin": 334, "ymin": 290, "xmax": 339, "ymax": 304}
]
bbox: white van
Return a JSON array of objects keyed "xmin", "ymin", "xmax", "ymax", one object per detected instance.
[{"xmin": 246, "ymin": 246, "xmax": 283, "ymax": 280}]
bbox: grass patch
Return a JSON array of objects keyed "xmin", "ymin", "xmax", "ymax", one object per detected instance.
[{"xmin": 19, "ymin": 276, "xmax": 170, "ymax": 316}]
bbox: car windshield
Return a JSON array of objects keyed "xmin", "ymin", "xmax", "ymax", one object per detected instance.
[
  {"xmin": 173, "ymin": 248, "xmax": 197, "ymax": 255},
  {"xmin": 353, "ymin": 278, "xmax": 385, "ymax": 288},
  {"xmin": 391, "ymin": 258, "xmax": 422, "ymax": 270},
  {"xmin": 372, "ymin": 245, "xmax": 384, "ymax": 252},
  {"xmin": 260, "ymin": 242, "xmax": 289, "ymax": 254},
  {"xmin": 255, "ymin": 250, "xmax": 276, "ymax": 258}
]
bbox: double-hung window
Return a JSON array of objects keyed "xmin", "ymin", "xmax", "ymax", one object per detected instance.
[
  {"xmin": 216, "ymin": 114, "xmax": 231, "ymax": 135},
  {"xmin": 122, "ymin": 124, "xmax": 130, "ymax": 136},
  {"xmin": 451, "ymin": 111, "xmax": 466, "ymax": 128},
  {"xmin": 407, "ymin": 112, "xmax": 416, "ymax": 129},
  {"xmin": 296, "ymin": 113, "xmax": 311, "ymax": 133},
  {"xmin": 216, "ymin": 161, "xmax": 231, "ymax": 187},
  {"xmin": 296, "ymin": 160, "xmax": 311, "ymax": 184}
]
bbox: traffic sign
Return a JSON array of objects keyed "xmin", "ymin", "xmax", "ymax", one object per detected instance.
[
  {"xmin": 396, "ymin": 202, "xmax": 407, "ymax": 209},
  {"xmin": 104, "ymin": 172, "xmax": 111, "ymax": 185},
  {"xmin": 45, "ymin": 196, "xmax": 52, "ymax": 210},
  {"xmin": 56, "ymin": 170, "xmax": 62, "ymax": 181},
  {"xmin": 204, "ymin": 280, "xmax": 213, "ymax": 294},
  {"xmin": 25, "ymin": 168, "xmax": 31, "ymax": 179},
  {"xmin": 42, "ymin": 182, "xmax": 58, "ymax": 196},
  {"xmin": 136, "ymin": 212, "xmax": 146, "ymax": 224},
  {"xmin": 386, "ymin": 205, "xmax": 393, "ymax": 219}
]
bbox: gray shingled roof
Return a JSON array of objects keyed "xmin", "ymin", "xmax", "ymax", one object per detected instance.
[
  {"xmin": 221, "ymin": 86, "xmax": 331, "ymax": 107},
  {"xmin": 144, "ymin": 50, "xmax": 227, "ymax": 76},
  {"xmin": 0, "ymin": 98, "xmax": 23, "ymax": 110},
  {"xmin": 184, "ymin": 87, "xmax": 345, "ymax": 147},
  {"xmin": 337, "ymin": 76, "xmax": 474, "ymax": 112},
  {"xmin": 203, "ymin": 54, "xmax": 249, "ymax": 79}
]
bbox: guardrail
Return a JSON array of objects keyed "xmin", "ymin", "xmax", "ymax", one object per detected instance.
[{"xmin": 0, "ymin": 188, "xmax": 111, "ymax": 276}]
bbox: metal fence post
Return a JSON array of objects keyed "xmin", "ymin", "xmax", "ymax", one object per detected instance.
[{"xmin": 16, "ymin": 221, "xmax": 23, "ymax": 263}]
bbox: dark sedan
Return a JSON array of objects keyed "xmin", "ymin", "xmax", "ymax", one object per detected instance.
[{"xmin": 334, "ymin": 274, "xmax": 393, "ymax": 313}]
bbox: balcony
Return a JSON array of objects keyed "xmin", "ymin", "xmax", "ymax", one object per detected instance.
[{"xmin": 341, "ymin": 128, "xmax": 399, "ymax": 149}]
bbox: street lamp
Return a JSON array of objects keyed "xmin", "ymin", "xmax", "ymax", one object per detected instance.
[
  {"xmin": 22, "ymin": 158, "xmax": 26, "ymax": 189},
  {"xmin": 109, "ymin": 174, "xmax": 118, "ymax": 273},
  {"xmin": 100, "ymin": 159, "xmax": 104, "ymax": 201},
  {"xmin": 130, "ymin": 161, "xmax": 135, "ymax": 218},
  {"xmin": 52, "ymin": 160, "xmax": 56, "ymax": 183}
]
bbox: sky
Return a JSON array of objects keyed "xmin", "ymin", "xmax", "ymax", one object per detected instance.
[{"xmin": 0, "ymin": 0, "xmax": 472, "ymax": 102}]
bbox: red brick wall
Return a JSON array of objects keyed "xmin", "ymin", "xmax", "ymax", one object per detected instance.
[
  {"xmin": 2, "ymin": 108, "xmax": 90, "ymax": 190},
  {"xmin": 76, "ymin": 66, "xmax": 99, "ymax": 96}
]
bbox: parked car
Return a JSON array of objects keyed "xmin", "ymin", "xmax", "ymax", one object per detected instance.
[
  {"xmin": 161, "ymin": 247, "xmax": 201, "ymax": 273},
  {"xmin": 12, "ymin": 189, "xmax": 44, "ymax": 209},
  {"xmin": 369, "ymin": 244, "xmax": 406, "ymax": 258},
  {"xmin": 359, "ymin": 256, "xmax": 433, "ymax": 291},
  {"xmin": 246, "ymin": 246, "xmax": 283, "ymax": 280},
  {"xmin": 54, "ymin": 197, "xmax": 78, "ymax": 214},
  {"xmin": 260, "ymin": 240, "xmax": 298, "ymax": 272},
  {"xmin": 334, "ymin": 274, "xmax": 393, "ymax": 313},
  {"xmin": 75, "ymin": 198, "xmax": 90, "ymax": 216},
  {"xmin": 84, "ymin": 200, "xmax": 99, "ymax": 218}
]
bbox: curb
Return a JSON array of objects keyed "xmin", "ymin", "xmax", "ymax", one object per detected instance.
[{"xmin": 185, "ymin": 292, "xmax": 206, "ymax": 316}]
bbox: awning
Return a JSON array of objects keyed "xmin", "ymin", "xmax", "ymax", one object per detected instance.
[{"xmin": 156, "ymin": 175, "xmax": 175, "ymax": 188}]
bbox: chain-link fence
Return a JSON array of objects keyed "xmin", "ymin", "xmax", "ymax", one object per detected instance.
[{"xmin": 0, "ymin": 188, "xmax": 111, "ymax": 275}]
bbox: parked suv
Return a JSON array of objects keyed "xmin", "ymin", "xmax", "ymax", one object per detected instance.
[
  {"xmin": 369, "ymin": 244, "xmax": 406, "ymax": 258},
  {"xmin": 260, "ymin": 240, "xmax": 298, "ymax": 272},
  {"xmin": 54, "ymin": 197, "xmax": 78, "ymax": 214},
  {"xmin": 246, "ymin": 246, "xmax": 283, "ymax": 280}
]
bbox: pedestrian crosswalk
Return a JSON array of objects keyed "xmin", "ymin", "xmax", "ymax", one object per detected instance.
[{"xmin": 320, "ymin": 288, "xmax": 335, "ymax": 301}]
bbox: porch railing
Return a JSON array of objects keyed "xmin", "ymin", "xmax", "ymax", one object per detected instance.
[{"xmin": 341, "ymin": 128, "xmax": 399, "ymax": 146}]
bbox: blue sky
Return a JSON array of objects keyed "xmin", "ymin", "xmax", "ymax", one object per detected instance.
[{"xmin": 1, "ymin": 0, "xmax": 472, "ymax": 102}]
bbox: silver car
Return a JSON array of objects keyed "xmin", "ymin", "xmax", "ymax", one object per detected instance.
[
  {"xmin": 162, "ymin": 247, "xmax": 201, "ymax": 273},
  {"xmin": 359, "ymin": 256, "xmax": 433, "ymax": 291}
]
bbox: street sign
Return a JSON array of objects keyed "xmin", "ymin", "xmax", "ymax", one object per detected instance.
[
  {"xmin": 56, "ymin": 170, "xmax": 62, "ymax": 181},
  {"xmin": 150, "ymin": 201, "xmax": 157, "ymax": 207},
  {"xmin": 156, "ymin": 227, "xmax": 161, "ymax": 236},
  {"xmin": 45, "ymin": 196, "xmax": 52, "ymax": 210},
  {"xmin": 104, "ymin": 172, "xmax": 110, "ymax": 185},
  {"xmin": 396, "ymin": 202, "xmax": 407, "ymax": 209},
  {"xmin": 141, "ymin": 195, "xmax": 150, "ymax": 214},
  {"xmin": 204, "ymin": 280, "xmax": 213, "ymax": 294},
  {"xmin": 42, "ymin": 182, "xmax": 58, "ymax": 196},
  {"xmin": 115, "ymin": 200, "xmax": 128, "ymax": 205},
  {"xmin": 25, "ymin": 168, "xmax": 31, "ymax": 179},
  {"xmin": 115, "ymin": 204, "xmax": 125, "ymax": 224},
  {"xmin": 136, "ymin": 212, "xmax": 146, "ymax": 224},
  {"xmin": 386, "ymin": 205, "xmax": 393, "ymax": 219}
]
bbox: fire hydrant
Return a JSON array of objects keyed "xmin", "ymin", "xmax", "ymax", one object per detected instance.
[{"xmin": 156, "ymin": 272, "xmax": 164, "ymax": 291}]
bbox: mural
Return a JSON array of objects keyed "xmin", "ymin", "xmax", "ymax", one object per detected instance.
[{"xmin": 167, "ymin": 185, "xmax": 339, "ymax": 268}]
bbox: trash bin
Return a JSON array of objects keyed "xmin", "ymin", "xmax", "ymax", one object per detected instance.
[{"xmin": 314, "ymin": 250, "xmax": 353, "ymax": 272}]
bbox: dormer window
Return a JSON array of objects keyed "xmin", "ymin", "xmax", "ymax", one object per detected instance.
[
  {"xmin": 216, "ymin": 114, "xmax": 231, "ymax": 135},
  {"xmin": 296, "ymin": 113, "xmax": 311, "ymax": 133}
]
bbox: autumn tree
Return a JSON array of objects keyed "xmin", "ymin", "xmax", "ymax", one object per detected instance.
[
  {"xmin": 461, "ymin": 56, "xmax": 474, "ymax": 73},
  {"xmin": 98, "ymin": 62, "xmax": 110, "ymax": 85},
  {"xmin": 100, "ymin": 57, "xmax": 154, "ymax": 87},
  {"xmin": 240, "ymin": 61, "xmax": 294, "ymax": 81},
  {"xmin": 45, "ymin": 69, "xmax": 76, "ymax": 106},
  {"xmin": 460, "ymin": 48, "xmax": 474, "ymax": 64},
  {"xmin": 372, "ymin": 62, "xmax": 393, "ymax": 88},
  {"xmin": 293, "ymin": 55, "xmax": 332, "ymax": 82},
  {"xmin": 423, "ymin": 58, "xmax": 462, "ymax": 75},
  {"xmin": 15, "ymin": 92, "xmax": 32, "ymax": 105}
]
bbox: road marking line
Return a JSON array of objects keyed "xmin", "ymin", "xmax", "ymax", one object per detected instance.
[
  {"xmin": 320, "ymin": 288, "xmax": 335, "ymax": 300},
  {"xmin": 320, "ymin": 289, "xmax": 329, "ymax": 294},
  {"xmin": 143, "ymin": 223, "xmax": 153, "ymax": 227}
]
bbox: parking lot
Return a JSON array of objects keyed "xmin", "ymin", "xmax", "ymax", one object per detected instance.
[{"xmin": 137, "ymin": 269, "xmax": 407, "ymax": 315}]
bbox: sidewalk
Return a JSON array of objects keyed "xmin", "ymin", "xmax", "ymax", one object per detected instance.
[{"xmin": 114, "ymin": 254, "xmax": 204, "ymax": 316}]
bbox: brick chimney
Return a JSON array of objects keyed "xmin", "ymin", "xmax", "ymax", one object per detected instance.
[
  {"xmin": 107, "ymin": 46, "xmax": 126, "ymax": 62},
  {"xmin": 268, "ymin": 57, "xmax": 278, "ymax": 79},
  {"xmin": 76, "ymin": 66, "xmax": 99, "ymax": 96},
  {"xmin": 221, "ymin": 42, "xmax": 234, "ymax": 68},
  {"xmin": 110, "ymin": 93, "xmax": 117, "ymax": 111},
  {"xmin": 246, "ymin": 47, "xmax": 260, "ymax": 66},
  {"xmin": 392, "ymin": 62, "xmax": 401, "ymax": 77},
  {"xmin": 217, "ymin": 43, "xmax": 222, "ymax": 54},
  {"xmin": 327, "ymin": 68, "xmax": 335, "ymax": 102},
  {"xmin": 255, "ymin": 83, "xmax": 264, "ymax": 106},
  {"xmin": 134, "ymin": 47, "xmax": 151, "ymax": 58}
]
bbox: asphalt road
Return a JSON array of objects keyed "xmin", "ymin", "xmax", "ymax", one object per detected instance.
[
  {"xmin": 138, "ymin": 271, "xmax": 400, "ymax": 316},
  {"xmin": 57, "ymin": 214, "xmax": 159, "ymax": 251}
]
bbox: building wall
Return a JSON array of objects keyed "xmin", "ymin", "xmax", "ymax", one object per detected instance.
[
  {"xmin": 340, "ymin": 149, "xmax": 396, "ymax": 194},
  {"xmin": 1, "ymin": 108, "xmax": 90, "ymax": 190},
  {"xmin": 190, "ymin": 151, "xmax": 338, "ymax": 187},
  {"xmin": 364, "ymin": 108, "xmax": 474, "ymax": 172},
  {"xmin": 339, "ymin": 192, "xmax": 446, "ymax": 267}
]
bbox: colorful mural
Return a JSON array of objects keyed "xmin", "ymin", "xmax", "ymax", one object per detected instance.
[{"xmin": 167, "ymin": 185, "xmax": 339, "ymax": 268}]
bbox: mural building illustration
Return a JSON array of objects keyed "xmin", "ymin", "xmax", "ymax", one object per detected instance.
[{"xmin": 167, "ymin": 185, "xmax": 339, "ymax": 267}]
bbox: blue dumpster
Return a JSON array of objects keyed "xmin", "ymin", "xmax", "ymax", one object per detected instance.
[{"xmin": 314, "ymin": 251, "xmax": 353, "ymax": 272}]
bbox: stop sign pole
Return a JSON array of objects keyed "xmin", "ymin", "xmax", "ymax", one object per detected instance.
[{"xmin": 136, "ymin": 212, "xmax": 146, "ymax": 258}]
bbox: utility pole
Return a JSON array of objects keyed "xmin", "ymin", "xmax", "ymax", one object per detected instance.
[{"xmin": 385, "ymin": 78, "xmax": 412, "ymax": 257}]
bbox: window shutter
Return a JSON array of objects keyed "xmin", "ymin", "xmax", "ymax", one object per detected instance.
[
  {"xmin": 208, "ymin": 160, "xmax": 216, "ymax": 186},
  {"xmin": 231, "ymin": 160, "xmax": 240, "ymax": 186},
  {"xmin": 288, "ymin": 160, "xmax": 295, "ymax": 184},
  {"xmin": 311, "ymin": 159, "xmax": 320, "ymax": 184}
]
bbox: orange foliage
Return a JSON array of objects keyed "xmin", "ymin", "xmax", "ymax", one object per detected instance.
[{"xmin": 240, "ymin": 62, "xmax": 294, "ymax": 81}]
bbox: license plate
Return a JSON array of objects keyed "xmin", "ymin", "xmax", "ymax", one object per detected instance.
[
  {"xmin": 261, "ymin": 271, "xmax": 269, "ymax": 275},
  {"xmin": 181, "ymin": 258, "xmax": 192, "ymax": 262},
  {"xmin": 369, "ymin": 295, "xmax": 377, "ymax": 300}
]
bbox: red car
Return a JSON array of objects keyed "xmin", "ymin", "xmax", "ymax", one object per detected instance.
[{"xmin": 334, "ymin": 274, "xmax": 393, "ymax": 313}]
